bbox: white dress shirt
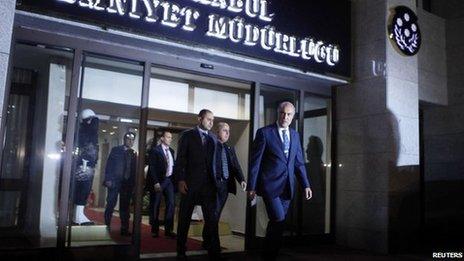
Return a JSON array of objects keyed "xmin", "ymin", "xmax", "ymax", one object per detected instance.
[
  {"xmin": 161, "ymin": 143, "xmax": 174, "ymax": 177},
  {"xmin": 277, "ymin": 125, "xmax": 291, "ymax": 143}
]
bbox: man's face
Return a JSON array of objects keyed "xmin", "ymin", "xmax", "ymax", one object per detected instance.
[
  {"xmin": 161, "ymin": 132, "xmax": 173, "ymax": 146},
  {"xmin": 217, "ymin": 125, "xmax": 230, "ymax": 143},
  {"xmin": 278, "ymin": 105, "xmax": 295, "ymax": 128},
  {"xmin": 124, "ymin": 137, "xmax": 135, "ymax": 148},
  {"xmin": 199, "ymin": 112, "xmax": 214, "ymax": 131}
]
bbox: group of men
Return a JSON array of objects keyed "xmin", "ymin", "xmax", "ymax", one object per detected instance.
[{"xmin": 102, "ymin": 101, "xmax": 312, "ymax": 260}]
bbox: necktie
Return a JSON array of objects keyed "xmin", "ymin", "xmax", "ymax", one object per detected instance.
[
  {"xmin": 282, "ymin": 129, "xmax": 290, "ymax": 159},
  {"xmin": 124, "ymin": 149, "xmax": 131, "ymax": 180},
  {"xmin": 165, "ymin": 148, "xmax": 171, "ymax": 177},
  {"xmin": 221, "ymin": 145, "xmax": 229, "ymax": 180},
  {"xmin": 201, "ymin": 132, "xmax": 208, "ymax": 146}
]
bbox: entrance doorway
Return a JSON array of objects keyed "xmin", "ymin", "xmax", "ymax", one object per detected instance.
[{"xmin": 140, "ymin": 66, "xmax": 251, "ymax": 258}]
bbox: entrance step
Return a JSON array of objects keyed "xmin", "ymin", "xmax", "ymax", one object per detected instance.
[{"xmin": 70, "ymin": 225, "xmax": 111, "ymax": 241}]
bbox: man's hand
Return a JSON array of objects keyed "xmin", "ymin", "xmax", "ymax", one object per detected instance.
[
  {"xmin": 240, "ymin": 181, "xmax": 247, "ymax": 191},
  {"xmin": 305, "ymin": 187, "xmax": 313, "ymax": 200},
  {"xmin": 178, "ymin": 181, "xmax": 188, "ymax": 195},
  {"xmin": 247, "ymin": 190, "xmax": 256, "ymax": 200},
  {"xmin": 154, "ymin": 183, "xmax": 162, "ymax": 192}
]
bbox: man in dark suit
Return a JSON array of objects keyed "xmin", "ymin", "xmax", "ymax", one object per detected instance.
[
  {"xmin": 247, "ymin": 101, "xmax": 313, "ymax": 259},
  {"xmin": 146, "ymin": 131, "xmax": 176, "ymax": 238},
  {"xmin": 175, "ymin": 109, "xmax": 220, "ymax": 259},
  {"xmin": 202, "ymin": 122, "xmax": 246, "ymax": 249},
  {"xmin": 103, "ymin": 132, "xmax": 137, "ymax": 236}
]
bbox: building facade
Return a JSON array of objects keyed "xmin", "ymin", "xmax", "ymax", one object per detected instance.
[{"xmin": 0, "ymin": 0, "xmax": 462, "ymax": 259}]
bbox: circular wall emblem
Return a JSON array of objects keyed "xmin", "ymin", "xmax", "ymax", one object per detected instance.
[{"xmin": 388, "ymin": 6, "xmax": 421, "ymax": 56}]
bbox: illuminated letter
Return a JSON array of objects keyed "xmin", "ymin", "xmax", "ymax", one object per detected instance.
[
  {"xmin": 161, "ymin": 2, "xmax": 181, "ymax": 28},
  {"xmin": 211, "ymin": 0, "xmax": 227, "ymax": 9},
  {"xmin": 259, "ymin": 0, "xmax": 274, "ymax": 22},
  {"xmin": 181, "ymin": 7, "xmax": 200, "ymax": 31},
  {"xmin": 244, "ymin": 24, "xmax": 260, "ymax": 46},
  {"xmin": 314, "ymin": 43, "xmax": 326, "ymax": 63},
  {"xmin": 228, "ymin": 0, "xmax": 244, "ymax": 13},
  {"xmin": 300, "ymin": 38, "xmax": 316, "ymax": 60},
  {"xmin": 206, "ymin": 14, "xmax": 230, "ymax": 39},
  {"xmin": 78, "ymin": 0, "xmax": 92, "ymax": 8},
  {"xmin": 142, "ymin": 0, "xmax": 161, "ymax": 22},
  {"xmin": 245, "ymin": 0, "xmax": 259, "ymax": 18},
  {"xmin": 57, "ymin": 0, "xmax": 76, "ymax": 3},
  {"xmin": 326, "ymin": 45, "xmax": 340, "ymax": 66},
  {"xmin": 287, "ymin": 36, "xmax": 299, "ymax": 57},
  {"xmin": 129, "ymin": 0, "xmax": 142, "ymax": 19},
  {"xmin": 259, "ymin": 25, "xmax": 276, "ymax": 50},
  {"xmin": 274, "ymin": 33, "xmax": 296, "ymax": 56},
  {"xmin": 273, "ymin": 32, "xmax": 283, "ymax": 53},
  {"xmin": 107, "ymin": 0, "xmax": 128, "ymax": 15},
  {"xmin": 229, "ymin": 17, "xmax": 245, "ymax": 43},
  {"xmin": 93, "ymin": 0, "xmax": 105, "ymax": 10}
]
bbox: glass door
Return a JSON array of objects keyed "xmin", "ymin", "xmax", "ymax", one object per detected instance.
[
  {"xmin": 0, "ymin": 43, "xmax": 74, "ymax": 248},
  {"xmin": 66, "ymin": 54, "xmax": 144, "ymax": 247},
  {"xmin": 297, "ymin": 94, "xmax": 332, "ymax": 236}
]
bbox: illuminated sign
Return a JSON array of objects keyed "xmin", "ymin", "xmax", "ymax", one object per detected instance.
[
  {"xmin": 388, "ymin": 6, "xmax": 421, "ymax": 56},
  {"xmin": 19, "ymin": 0, "xmax": 351, "ymax": 77}
]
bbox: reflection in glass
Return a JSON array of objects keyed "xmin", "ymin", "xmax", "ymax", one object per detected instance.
[
  {"xmin": 301, "ymin": 94, "xmax": 332, "ymax": 234},
  {"xmin": 0, "ymin": 43, "xmax": 74, "ymax": 248},
  {"xmin": 68, "ymin": 55, "xmax": 143, "ymax": 246}
]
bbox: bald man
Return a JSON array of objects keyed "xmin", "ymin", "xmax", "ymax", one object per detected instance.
[{"xmin": 247, "ymin": 101, "xmax": 312, "ymax": 260}]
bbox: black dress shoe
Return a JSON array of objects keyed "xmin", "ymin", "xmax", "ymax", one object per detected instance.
[
  {"xmin": 120, "ymin": 230, "xmax": 132, "ymax": 236},
  {"xmin": 202, "ymin": 241, "xmax": 210, "ymax": 250},
  {"xmin": 151, "ymin": 232, "xmax": 159, "ymax": 238},
  {"xmin": 177, "ymin": 246, "xmax": 187, "ymax": 259},
  {"xmin": 165, "ymin": 231, "xmax": 176, "ymax": 238}
]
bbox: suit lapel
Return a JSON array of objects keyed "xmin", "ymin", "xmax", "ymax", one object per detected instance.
[
  {"xmin": 194, "ymin": 128, "xmax": 205, "ymax": 152},
  {"xmin": 287, "ymin": 130, "xmax": 297, "ymax": 166},
  {"xmin": 156, "ymin": 145, "xmax": 167, "ymax": 169}
]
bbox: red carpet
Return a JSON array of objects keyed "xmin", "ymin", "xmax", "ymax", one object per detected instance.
[{"xmin": 85, "ymin": 208, "xmax": 203, "ymax": 253}]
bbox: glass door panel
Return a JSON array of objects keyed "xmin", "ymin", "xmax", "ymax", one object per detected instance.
[
  {"xmin": 67, "ymin": 54, "xmax": 143, "ymax": 247},
  {"xmin": 301, "ymin": 94, "xmax": 332, "ymax": 235},
  {"xmin": 0, "ymin": 43, "xmax": 74, "ymax": 248}
]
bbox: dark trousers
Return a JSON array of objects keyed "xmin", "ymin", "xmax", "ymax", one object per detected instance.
[
  {"xmin": 74, "ymin": 177, "xmax": 94, "ymax": 205},
  {"xmin": 202, "ymin": 179, "xmax": 228, "ymax": 247},
  {"xmin": 149, "ymin": 178, "xmax": 175, "ymax": 234},
  {"xmin": 104, "ymin": 182, "xmax": 133, "ymax": 231},
  {"xmin": 177, "ymin": 182, "xmax": 219, "ymax": 256},
  {"xmin": 262, "ymin": 182, "xmax": 291, "ymax": 259}
]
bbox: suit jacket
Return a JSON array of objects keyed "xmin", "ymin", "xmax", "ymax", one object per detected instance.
[
  {"xmin": 217, "ymin": 143, "xmax": 245, "ymax": 195},
  {"xmin": 248, "ymin": 123, "xmax": 311, "ymax": 199},
  {"xmin": 145, "ymin": 144, "xmax": 175, "ymax": 192},
  {"xmin": 173, "ymin": 127, "xmax": 218, "ymax": 192},
  {"xmin": 104, "ymin": 145, "xmax": 137, "ymax": 187}
]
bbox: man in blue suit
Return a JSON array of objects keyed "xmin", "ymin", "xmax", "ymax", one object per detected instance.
[
  {"xmin": 175, "ymin": 109, "xmax": 220, "ymax": 259},
  {"xmin": 247, "ymin": 101, "xmax": 313, "ymax": 259},
  {"xmin": 146, "ymin": 131, "xmax": 176, "ymax": 238},
  {"xmin": 103, "ymin": 132, "xmax": 137, "ymax": 236}
]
